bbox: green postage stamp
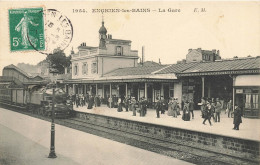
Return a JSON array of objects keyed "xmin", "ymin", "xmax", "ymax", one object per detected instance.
[{"xmin": 9, "ymin": 8, "xmax": 45, "ymax": 51}]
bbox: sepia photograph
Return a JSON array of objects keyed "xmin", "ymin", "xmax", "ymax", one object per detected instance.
[{"xmin": 0, "ymin": 1, "xmax": 259, "ymax": 165}]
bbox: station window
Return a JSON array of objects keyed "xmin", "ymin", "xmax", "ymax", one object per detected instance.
[
  {"xmin": 91, "ymin": 62, "xmax": 97, "ymax": 74},
  {"xmin": 245, "ymin": 94, "xmax": 259, "ymax": 109},
  {"xmin": 116, "ymin": 46, "xmax": 123, "ymax": 56},
  {"xmin": 74, "ymin": 64, "xmax": 78, "ymax": 76},
  {"xmin": 82, "ymin": 63, "xmax": 88, "ymax": 75}
]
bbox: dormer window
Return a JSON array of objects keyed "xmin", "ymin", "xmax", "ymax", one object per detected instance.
[{"xmin": 116, "ymin": 46, "xmax": 123, "ymax": 56}]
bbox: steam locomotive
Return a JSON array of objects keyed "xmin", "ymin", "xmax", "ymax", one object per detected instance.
[{"xmin": 0, "ymin": 83, "xmax": 73, "ymax": 118}]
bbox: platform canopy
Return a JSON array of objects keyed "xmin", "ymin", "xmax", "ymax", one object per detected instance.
[{"xmin": 234, "ymin": 75, "xmax": 260, "ymax": 86}]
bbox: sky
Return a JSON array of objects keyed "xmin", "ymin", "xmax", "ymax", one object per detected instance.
[{"xmin": 0, "ymin": 1, "xmax": 259, "ymax": 75}]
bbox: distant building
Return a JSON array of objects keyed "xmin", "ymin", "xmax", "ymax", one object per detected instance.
[
  {"xmin": 185, "ymin": 48, "xmax": 221, "ymax": 63},
  {"xmin": 0, "ymin": 64, "xmax": 44, "ymax": 87},
  {"xmin": 37, "ymin": 60, "xmax": 50, "ymax": 76}
]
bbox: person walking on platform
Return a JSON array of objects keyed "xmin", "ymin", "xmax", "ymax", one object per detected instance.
[
  {"xmin": 167, "ymin": 98, "xmax": 174, "ymax": 116},
  {"xmin": 202, "ymin": 101, "xmax": 212, "ymax": 126},
  {"xmin": 160, "ymin": 96, "xmax": 166, "ymax": 114},
  {"xmin": 117, "ymin": 98, "xmax": 123, "ymax": 112},
  {"xmin": 139, "ymin": 97, "xmax": 147, "ymax": 117},
  {"xmin": 76, "ymin": 94, "xmax": 79, "ymax": 108},
  {"xmin": 80, "ymin": 94, "xmax": 84, "ymax": 107},
  {"xmin": 215, "ymin": 98, "xmax": 222, "ymax": 122},
  {"xmin": 131, "ymin": 97, "xmax": 137, "ymax": 116},
  {"xmin": 200, "ymin": 97, "xmax": 206, "ymax": 117},
  {"xmin": 173, "ymin": 98, "xmax": 178, "ymax": 118},
  {"xmin": 124, "ymin": 96, "xmax": 129, "ymax": 112},
  {"xmin": 108, "ymin": 96, "xmax": 112, "ymax": 108},
  {"xmin": 87, "ymin": 95, "xmax": 94, "ymax": 109},
  {"xmin": 72, "ymin": 94, "xmax": 76, "ymax": 105},
  {"xmin": 97, "ymin": 95, "xmax": 101, "ymax": 107},
  {"xmin": 182, "ymin": 100, "xmax": 190, "ymax": 121},
  {"xmin": 226, "ymin": 99, "xmax": 233, "ymax": 118},
  {"xmin": 210, "ymin": 98, "xmax": 216, "ymax": 122},
  {"xmin": 121, "ymin": 95, "xmax": 125, "ymax": 110},
  {"xmin": 175, "ymin": 98, "xmax": 181, "ymax": 116},
  {"xmin": 143, "ymin": 97, "xmax": 148, "ymax": 116},
  {"xmin": 233, "ymin": 104, "xmax": 242, "ymax": 130},
  {"xmin": 155, "ymin": 97, "xmax": 162, "ymax": 118},
  {"xmin": 94, "ymin": 95, "xmax": 98, "ymax": 107},
  {"xmin": 189, "ymin": 98, "xmax": 194, "ymax": 119},
  {"xmin": 129, "ymin": 96, "xmax": 133, "ymax": 111}
]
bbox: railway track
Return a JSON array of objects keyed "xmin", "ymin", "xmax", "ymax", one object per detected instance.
[{"xmin": 1, "ymin": 103, "xmax": 258, "ymax": 165}]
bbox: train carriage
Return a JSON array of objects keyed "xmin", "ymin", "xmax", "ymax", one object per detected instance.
[{"xmin": 0, "ymin": 82, "xmax": 73, "ymax": 118}]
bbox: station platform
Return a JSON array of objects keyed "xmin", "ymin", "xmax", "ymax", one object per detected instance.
[
  {"xmin": 0, "ymin": 108, "xmax": 192, "ymax": 165},
  {"xmin": 74, "ymin": 105, "xmax": 260, "ymax": 142}
]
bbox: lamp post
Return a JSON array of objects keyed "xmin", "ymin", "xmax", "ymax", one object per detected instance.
[{"xmin": 48, "ymin": 66, "xmax": 59, "ymax": 158}]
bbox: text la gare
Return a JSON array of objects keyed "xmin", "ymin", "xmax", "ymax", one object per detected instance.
[{"xmin": 159, "ymin": 8, "xmax": 181, "ymax": 12}]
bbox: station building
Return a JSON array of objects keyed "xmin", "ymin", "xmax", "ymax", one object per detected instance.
[
  {"xmin": 62, "ymin": 20, "xmax": 260, "ymax": 118},
  {"xmin": 64, "ymin": 20, "xmax": 183, "ymax": 106}
]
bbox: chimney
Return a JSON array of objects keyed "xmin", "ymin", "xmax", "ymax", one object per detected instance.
[
  {"xmin": 197, "ymin": 48, "xmax": 201, "ymax": 52},
  {"xmin": 217, "ymin": 50, "xmax": 219, "ymax": 55},
  {"xmin": 212, "ymin": 49, "xmax": 216, "ymax": 54},
  {"xmin": 71, "ymin": 47, "xmax": 75, "ymax": 54},
  {"xmin": 107, "ymin": 34, "xmax": 112, "ymax": 39},
  {"xmin": 188, "ymin": 48, "xmax": 192, "ymax": 53},
  {"xmin": 159, "ymin": 58, "xmax": 161, "ymax": 65},
  {"xmin": 142, "ymin": 46, "xmax": 145, "ymax": 66}
]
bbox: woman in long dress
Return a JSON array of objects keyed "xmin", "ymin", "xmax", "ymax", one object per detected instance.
[
  {"xmin": 182, "ymin": 101, "xmax": 190, "ymax": 121},
  {"xmin": 15, "ymin": 11, "xmax": 39, "ymax": 48},
  {"xmin": 117, "ymin": 98, "xmax": 123, "ymax": 112},
  {"xmin": 167, "ymin": 98, "xmax": 174, "ymax": 116}
]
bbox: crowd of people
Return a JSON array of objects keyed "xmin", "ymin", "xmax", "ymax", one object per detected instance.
[
  {"xmin": 70, "ymin": 93, "xmax": 102, "ymax": 109},
  {"xmin": 116, "ymin": 96, "xmax": 148, "ymax": 117},
  {"xmin": 199, "ymin": 97, "xmax": 242, "ymax": 130},
  {"xmin": 69, "ymin": 93, "xmax": 243, "ymax": 131}
]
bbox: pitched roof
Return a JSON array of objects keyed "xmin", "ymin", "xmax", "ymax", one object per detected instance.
[
  {"xmin": 4, "ymin": 64, "xmax": 32, "ymax": 78},
  {"xmin": 155, "ymin": 62, "xmax": 199, "ymax": 74},
  {"xmin": 185, "ymin": 57, "xmax": 259, "ymax": 72},
  {"xmin": 178, "ymin": 57, "xmax": 260, "ymax": 76},
  {"xmin": 104, "ymin": 65, "xmax": 168, "ymax": 77},
  {"xmin": 3, "ymin": 64, "xmax": 44, "ymax": 80}
]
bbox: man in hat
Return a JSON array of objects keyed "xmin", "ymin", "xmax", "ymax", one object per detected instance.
[
  {"xmin": 155, "ymin": 97, "xmax": 162, "ymax": 118},
  {"xmin": 189, "ymin": 98, "xmax": 194, "ymax": 119},
  {"xmin": 215, "ymin": 98, "xmax": 222, "ymax": 122},
  {"xmin": 202, "ymin": 100, "xmax": 212, "ymax": 126},
  {"xmin": 124, "ymin": 95, "xmax": 130, "ymax": 112},
  {"xmin": 167, "ymin": 97, "xmax": 174, "ymax": 116},
  {"xmin": 233, "ymin": 104, "xmax": 242, "ymax": 130},
  {"xmin": 131, "ymin": 97, "xmax": 137, "ymax": 116},
  {"xmin": 160, "ymin": 96, "xmax": 166, "ymax": 114}
]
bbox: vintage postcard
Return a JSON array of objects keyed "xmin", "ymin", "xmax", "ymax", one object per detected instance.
[{"xmin": 0, "ymin": 1, "xmax": 259, "ymax": 165}]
